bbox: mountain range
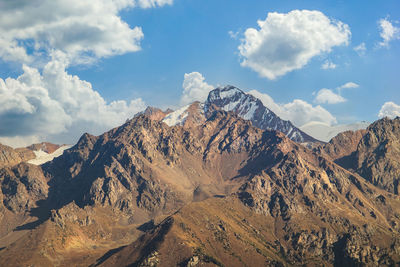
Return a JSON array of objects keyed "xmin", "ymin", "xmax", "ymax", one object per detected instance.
[{"xmin": 0, "ymin": 86, "xmax": 399, "ymax": 266}]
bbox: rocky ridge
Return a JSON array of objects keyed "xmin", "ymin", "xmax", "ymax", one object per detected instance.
[{"xmin": 1, "ymin": 107, "xmax": 400, "ymax": 266}]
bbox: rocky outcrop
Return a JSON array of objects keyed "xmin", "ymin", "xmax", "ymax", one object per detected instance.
[
  {"xmin": 139, "ymin": 106, "xmax": 171, "ymax": 121},
  {"xmin": 0, "ymin": 144, "xmax": 35, "ymax": 168},
  {"xmin": 316, "ymin": 129, "xmax": 366, "ymax": 162},
  {"xmin": 352, "ymin": 117, "xmax": 400, "ymax": 194},
  {"xmin": 27, "ymin": 142, "xmax": 62, "ymax": 154},
  {"xmin": 0, "ymin": 163, "xmax": 48, "ymax": 212}
]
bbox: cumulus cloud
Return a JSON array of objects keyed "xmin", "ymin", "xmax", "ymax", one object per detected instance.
[
  {"xmin": 0, "ymin": 0, "xmax": 173, "ymax": 147},
  {"xmin": 238, "ymin": 10, "xmax": 351, "ymax": 80},
  {"xmin": 378, "ymin": 18, "xmax": 400, "ymax": 47},
  {"xmin": 0, "ymin": 56, "xmax": 146, "ymax": 146},
  {"xmin": 180, "ymin": 72, "xmax": 214, "ymax": 105},
  {"xmin": 354, "ymin": 42, "xmax": 366, "ymax": 56},
  {"xmin": 0, "ymin": 0, "xmax": 171, "ymax": 65},
  {"xmin": 321, "ymin": 60, "xmax": 337, "ymax": 70},
  {"xmin": 379, "ymin": 102, "xmax": 400, "ymax": 118},
  {"xmin": 248, "ymin": 90, "xmax": 337, "ymax": 127},
  {"xmin": 135, "ymin": 0, "xmax": 173, "ymax": 8},
  {"xmin": 314, "ymin": 89, "xmax": 346, "ymax": 104}
]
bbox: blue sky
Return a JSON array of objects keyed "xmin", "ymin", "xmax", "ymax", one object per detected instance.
[
  {"xmin": 73, "ymin": 0, "xmax": 399, "ymax": 119},
  {"xmin": 0, "ymin": 0, "xmax": 399, "ymax": 146}
]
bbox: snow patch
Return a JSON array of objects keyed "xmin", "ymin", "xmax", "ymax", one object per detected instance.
[
  {"xmin": 222, "ymin": 100, "xmax": 240, "ymax": 112},
  {"xmin": 162, "ymin": 104, "xmax": 190, "ymax": 126},
  {"xmin": 242, "ymin": 102, "xmax": 258, "ymax": 120},
  {"xmin": 220, "ymin": 87, "xmax": 241, "ymax": 99},
  {"xmin": 28, "ymin": 145, "xmax": 72, "ymax": 165}
]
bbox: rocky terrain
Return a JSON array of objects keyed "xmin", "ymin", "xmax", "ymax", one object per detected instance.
[
  {"xmin": 0, "ymin": 97, "xmax": 400, "ymax": 266},
  {"xmin": 317, "ymin": 117, "xmax": 400, "ymax": 195},
  {"xmin": 0, "ymin": 144, "xmax": 35, "ymax": 168}
]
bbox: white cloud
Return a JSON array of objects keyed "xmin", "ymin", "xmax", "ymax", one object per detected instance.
[
  {"xmin": 248, "ymin": 90, "xmax": 337, "ymax": 127},
  {"xmin": 339, "ymin": 82, "xmax": 359, "ymax": 89},
  {"xmin": 354, "ymin": 42, "xmax": 366, "ymax": 56},
  {"xmin": 238, "ymin": 10, "xmax": 350, "ymax": 80},
  {"xmin": 135, "ymin": 0, "xmax": 173, "ymax": 8},
  {"xmin": 0, "ymin": 0, "xmax": 170, "ymax": 65},
  {"xmin": 321, "ymin": 60, "xmax": 337, "ymax": 70},
  {"xmin": 180, "ymin": 72, "xmax": 214, "ymax": 105},
  {"xmin": 0, "ymin": 56, "xmax": 146, "ymax": 146},
  {"xmin": 314, "ymin": 88, "xmax": 346, "ymax": 104},
  {"xmin": 378, "ymin": 18, "xmax": 400, "ymax": 47},
  {"xmin": 378, "ymin": 102, "xmax": 400, "ymax": 118},
  {"xmin": 0, "ymin": 0, "xmax": 174, "ymax": 147},
  {"xmin": 337, "ymin": 81, "xmax": 359, "ymax": 95},
  {"xmin": 312, "ymin": 82, "xmax": 359, "ymax": 104}
]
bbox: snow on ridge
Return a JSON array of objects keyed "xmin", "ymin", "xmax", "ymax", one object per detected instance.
[
  {"xmin": 162, "ymin": 104, "xmax": 190, "ymax": 126},
  {"xmin": 219, "ymin": 87, "xmax": 241, "ymax": 99},
  {"xmin": 28, "ymin": 145, "xmax": 72, "ymax": 165},
  {"xmin": 242, "ymin": 101, "xmax": 258, "ymax": 120},
  {"xmin": 222, "ymin": 99, "xmax": 240, "ymax": 112}
]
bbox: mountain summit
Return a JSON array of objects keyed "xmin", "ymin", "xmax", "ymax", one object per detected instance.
[
  {"xmin": 161, "ymin": 85, "xmax": 320, "ymax": 143},
  {"xmin": 205, "ymin": 86, "xmax": 319, "ymax": 143}
]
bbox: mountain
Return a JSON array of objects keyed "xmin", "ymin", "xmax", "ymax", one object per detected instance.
[
  {"xmin": 96, "ymin": 113, "xmax": 400, "ymax": 267},
  {"xmin": 317, "ymin": 117, "xmax": 400, "ymax": 195},
  {"xmin": 300, "ymin": 121, "xmax": 370, "ymax": 142},
  {"xmin": 161, "ymin": 85, "xmax": 319, "ymax": 143},
  {"xmin": 27, "ymin": 142, "xmax": 63, "ymax": 154},
  {"xmin": 315, "ymin": 129, "xmax": 367, "ymax": 163},
  {"xmin": 353, "ymin": 117, "xmax": 400, "ymax": 194},
  {"xmin": 138, "ymin": 106, "xmax": 172, "ymax": 121},
  {"xmin": 205, "ymin": 86, "xmax": 320, "ymax": 143},
  {"xmin": 1, "ymin": 112, "xmax": 400, "ymax": 266},
  {"xmin": 0, "ymin": 144, "xmax": 35, "ymax": 167}
]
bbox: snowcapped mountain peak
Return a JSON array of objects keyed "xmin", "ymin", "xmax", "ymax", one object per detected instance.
[
  {"xmin": 205, "ymin": 86, "xmax": 319, "ymax": 143},
  {"xmin": 207, "ymin": 85, "xmax": 244, "ymax": 103},
  {"xmin": 156, "ymin": 85, "xmax": 319, "ymax": 143}
]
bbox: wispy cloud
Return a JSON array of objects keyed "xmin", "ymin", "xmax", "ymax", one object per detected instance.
[
  {"xmin": 354, "ymin": 42, "xmax": 366, "ymax": 56},
  {"xmin": 378, "ymin": 18, "xmax": 400, "ymax": 47},
  {"xmin": 321, "ymin": 60, "xmax": 337, "ymax": 70}
]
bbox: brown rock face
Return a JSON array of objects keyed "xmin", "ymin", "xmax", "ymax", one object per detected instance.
[
  {"xmin": 43, "ymin": 111, "xmax": 268, "ymax": 219},
  {"xmin": 0, "ymin": 163, "xmax": 48, "ymax": 213},
  {"xmin": 352, "ymin": 117, "xmax": 400, "ymax": 194},
  {"xmin": 1, "ymin": 113, "xmax": 400, "ymax": 266},
  {"xmin": 321, "ymin": 117, "xmax": 400, "ymax": 195},
  {"xmin": 27, "ymin": 142, "xmax": 62, "ymax": 154},
  {"xmin": 140, "ymin": 106, "xmax": 171, "ymax": 121},
  {"xmin": 317, "ymin": 129, "xmax": 366, "ymax": 162},
  {"xmin": 0, "ymin": 144, "xmax": 35, "ymax": 167}
]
